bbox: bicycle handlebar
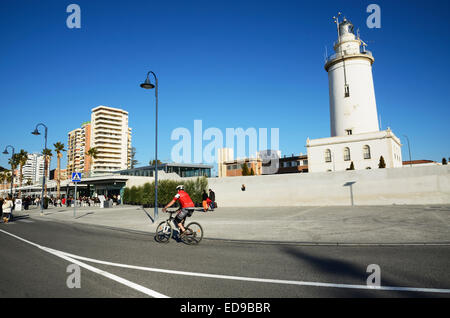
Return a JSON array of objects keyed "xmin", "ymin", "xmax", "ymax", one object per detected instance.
[{"xmin": 163, "ymin": 209, "xmax": 179, "ymax": 214}]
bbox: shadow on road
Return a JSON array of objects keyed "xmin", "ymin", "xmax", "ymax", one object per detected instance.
[
  {"xmin": 141, "ymin": 207, "xmax": 154, "ymax": 223},
  {"xmin": 279, "ymin": 246, "xmax": 435, "ymax": 298},
  {"xmin": 74, "ymin": 212, "xmax": 95, "ymax": 220},
  {"xmin": 11, "ymin": 214, "xmax": 30, "ymax": 221}
]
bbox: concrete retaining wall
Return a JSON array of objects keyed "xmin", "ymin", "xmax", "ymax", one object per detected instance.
[{"xmin": 207, "ymin": 165, "xmax": 450, "ymax": 207}]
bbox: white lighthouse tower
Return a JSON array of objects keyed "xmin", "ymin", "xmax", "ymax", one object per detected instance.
[
  {"xmin": 306, "ymin": 14, "xmax": 403, "ymax": 172},
  {"xmin": 326, "ymin": 16, "xmax": 379, "ymax": 137}
]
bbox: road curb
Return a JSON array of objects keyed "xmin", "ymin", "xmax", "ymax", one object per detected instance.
[{"xmin": 22, "ymin": 214, "xmax": 450, "ymax": 246}]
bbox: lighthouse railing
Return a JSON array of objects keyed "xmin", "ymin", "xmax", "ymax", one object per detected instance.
[{"xmin": 325, "ymin": 49, "xmax": 373, "ymax": 63}]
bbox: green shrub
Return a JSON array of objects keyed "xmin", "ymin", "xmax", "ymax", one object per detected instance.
[
  {"xmin": 123, "ymin": 188, "xmax": 130, "ymax": 204},
  {"xmin": 122, "ymin": 177, "xmax": 208, "ymax": 207},
  {"xmin": 129, "ymin": 186, "xmax": 138, "ymax": 204}
]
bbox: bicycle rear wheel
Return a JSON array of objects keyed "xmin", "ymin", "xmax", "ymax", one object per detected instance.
[
  {"xmin": 183, "ymin": 222, "xmax": 203, "ymax": 245},
  {"xmin": 155, "ymin": 221, "xmax": 172, "ymax": 243}
]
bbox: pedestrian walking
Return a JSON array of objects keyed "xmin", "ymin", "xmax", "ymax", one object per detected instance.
[
  {"xmin": 2, "ymin": 195, "xmax": 14, "ymax": 223},
  {"xmin": 208, "ymin": 189, "xmax": 215, "ymax": 211}
]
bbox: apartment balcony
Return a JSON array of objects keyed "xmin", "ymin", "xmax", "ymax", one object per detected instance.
[
  {"xmin": 94, "ymin": 135, "xmax": 121, "ymax": 141},
  {"xmin": 94, "ymin": 112, "xmax": 124, "ymax": 120}
]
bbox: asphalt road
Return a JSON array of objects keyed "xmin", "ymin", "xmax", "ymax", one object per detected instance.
[{"xmin": 0, "ymin": 217, "xmax": 449, "ymax": 298}]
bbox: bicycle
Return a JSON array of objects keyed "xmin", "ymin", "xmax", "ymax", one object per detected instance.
[{"xmin": 155, "ymin": 209, "xmax": 203, "ymax": 245}]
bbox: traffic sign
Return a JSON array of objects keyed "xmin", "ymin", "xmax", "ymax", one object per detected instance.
[{"xmin": 71, "ymin": 172, "xmax": 82, "ymax": 182}]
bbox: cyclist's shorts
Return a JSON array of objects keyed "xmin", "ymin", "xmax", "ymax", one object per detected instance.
[{"xmin": 175, "ymin": 208, "xmax": 194, "ymax": 223}]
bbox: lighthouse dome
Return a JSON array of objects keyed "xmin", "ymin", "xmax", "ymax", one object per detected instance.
[{"xmin": 339, "ymin": 18, "xmax": 354, "ymax": 36}]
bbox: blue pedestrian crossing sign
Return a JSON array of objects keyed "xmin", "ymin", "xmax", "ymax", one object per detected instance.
[{"xmin": 71, "ymin": 172, "xmax": 82, "ymax": 182}]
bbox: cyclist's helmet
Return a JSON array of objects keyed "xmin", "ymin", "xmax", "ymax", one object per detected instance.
[{"xmin": 176, "ymin": 185, "xmax": 184, "ymax": 191}]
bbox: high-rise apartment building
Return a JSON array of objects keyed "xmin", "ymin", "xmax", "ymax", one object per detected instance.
[
  {"xmin": 22, "ymin": 153, "xmax": 49, "ymax": 184},
  {"xmin": 90, "ymin": 106, "xmax": 132, "ymax": 175},
  {"xmin": 67, "ymin": 122, "xmax": 91, "ymax": 176}
]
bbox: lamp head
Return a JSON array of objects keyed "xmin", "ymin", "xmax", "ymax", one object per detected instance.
[
  {"xmin": 140, "ymin": 77, "xmax": 155, "ymax": 89},
  {"xmin": 32, "ymin": 129, "xmax": 40, "ymax": 136},
  {"xmin": 2, "ymin": 149, "xmax": 8, "ymax": 155}
]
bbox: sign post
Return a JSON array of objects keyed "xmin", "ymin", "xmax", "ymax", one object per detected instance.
[{"xmin": 71, "ymin": 172, "xmax": 82, "ymax": 218}]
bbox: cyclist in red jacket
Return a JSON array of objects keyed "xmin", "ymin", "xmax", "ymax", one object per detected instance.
[{"xmin": 162, "ymin": 185, "xmax": 195, "ymax": 236}]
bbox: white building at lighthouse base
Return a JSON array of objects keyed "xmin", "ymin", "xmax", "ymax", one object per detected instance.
[{"xmin": 306, "ymin": 128, "xmax": 403, "ymax": 173}]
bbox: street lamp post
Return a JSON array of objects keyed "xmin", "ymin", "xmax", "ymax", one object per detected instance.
[
  {"xmin": 403, "ymin": 135, "xmax": 412, "ymax": 167},
  {"xmin": 140, "ymin": 71, "xmax": 159, "ymax": 220},
  {"xmin": 32, "ymin": 123, "xmax": 48, "ymax": 215},
  {"xmin": 2, "ymin": 145, "xmax": 15, "ymax": 198}
]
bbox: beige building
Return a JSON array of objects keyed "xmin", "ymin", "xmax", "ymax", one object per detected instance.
[
  {"xmin": 67, "ymin": 122, "xmax": 91, "ymax": 177},
  {"xmin": 90, "ymin": 105, "xmax": 132, "ymax": 175},
  {"xmin": 217, "ymin": 148, "xmax": 234, "ymax": 178},
  {"xmin": 223, "ymin": 158, "xmax": 262, "ymax": 177}
]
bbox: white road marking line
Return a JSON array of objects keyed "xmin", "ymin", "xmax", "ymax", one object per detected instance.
[
  {"xmin": 60, "ymin": 247, "xmax": 450, "ymax": 294},
  {"xmin": 0, "ymin": 229, "xmax": 169, "ymax": 298},
  {"xmin": 2, "ymin": 229, "xmax": 450, "ymax": 295}
]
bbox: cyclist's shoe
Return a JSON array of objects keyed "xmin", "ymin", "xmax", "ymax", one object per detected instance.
[{"xmin": 180, "ymin": 230, "xmax": 192, "ymax": 238}]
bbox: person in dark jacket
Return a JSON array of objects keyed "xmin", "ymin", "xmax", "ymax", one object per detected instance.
[{"xmin": 208, "ymin": 189, "xmax": 215, "ymax": 211}]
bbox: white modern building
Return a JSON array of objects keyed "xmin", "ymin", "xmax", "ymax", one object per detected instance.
[
  {"xmin": 22, "ymin": 153, "xmax": 49, "ymax": 184},
  {"xmin": 307, "ymin": 16, "xmax": 402, "ymax": 172},
  {"xmin": 90, "ymin": 106, "xmax": 132, "ymax": 176}
]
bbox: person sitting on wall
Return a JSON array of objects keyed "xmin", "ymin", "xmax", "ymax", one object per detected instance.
[
  {"xmin": 208, "ymin": 189, "xmax": 215, "ymax": 211},
  {"xmin": 202, "ymin": 190, "xmax": 209, "ymax": 212}
]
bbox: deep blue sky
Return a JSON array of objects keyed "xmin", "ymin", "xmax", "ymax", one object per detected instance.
[{"xmin": 1, "ymin": 0, "xmax": 449, "ymax": 172}]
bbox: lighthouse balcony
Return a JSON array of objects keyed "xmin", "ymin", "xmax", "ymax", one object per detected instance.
[
  {"xmin": 324, "ymin": 49, "xmax": 374, "ymax": 70},
  {"xmin": 325, "ymin": 49, "xmax": 372, "ymax": 63}
]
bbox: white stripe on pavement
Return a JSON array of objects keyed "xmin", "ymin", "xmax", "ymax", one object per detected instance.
[
  {"xmin": 0, "ymin": 229, "xmax": 169, "ymax": 298},
  {"xmin": 58, "ymin": 251, "xmax": 450, "ymax": 294}
]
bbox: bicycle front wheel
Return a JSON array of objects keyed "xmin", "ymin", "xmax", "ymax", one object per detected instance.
[
  {"xmin": 184, "ymin": 222, "xmax": 203, "ymax": 245},
  {"xmin": 155, "ymin": 221, "xmax": 172, "ymax": 243}
]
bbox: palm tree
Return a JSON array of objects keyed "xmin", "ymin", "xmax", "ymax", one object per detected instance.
[
  {"xmin": 8, "ymin": 154, "xmax": 19, "ymax": 194},
  {"xmin": 16, "ymin": 149, "xmax": 28, "ymax": 197},
  {"xmin": 53, "ymin": 142, "xmax": 66, "ymax": 199},
  {"xmin": 0, "ymin": 171, "xmax": 12, "ymax": 192},
  {"xmin": 0, "ymin": 171, "xmax": 7, "ymax": 191},
  {"xmin": 86, "ymin": 147, "xmax": 99, "ymax": 177},
  {"xmin": 42, "ymin": 148, "xmax": 53, "ymax": 196}
]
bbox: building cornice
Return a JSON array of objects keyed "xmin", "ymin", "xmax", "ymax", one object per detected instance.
[{"xmin": 306, "ymin": 129, "xmax": 402, "ymax": 148}]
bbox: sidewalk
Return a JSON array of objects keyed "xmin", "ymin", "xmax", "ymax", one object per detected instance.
[{"xmin": 12, "ymin": 204, "xmax": 450, "ymax": 244}]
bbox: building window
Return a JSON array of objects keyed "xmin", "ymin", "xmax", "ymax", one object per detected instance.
[
  {"xmin": 363, "ymin": 145, "xmax": 371, "ymax": 159},
  {"xmin": 344, "ymin": 147, "xmax": 351, "ymax": 161},
  {"xmin": 325, "ymin": 149, "xmax": 332, "ymax": 163},
  {"xmin": 344, "ymin": 84, "xmax": 350, "ymax": 97}
]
